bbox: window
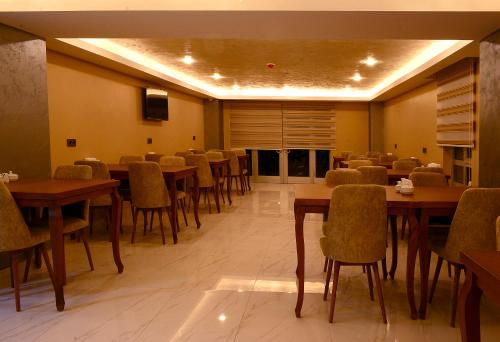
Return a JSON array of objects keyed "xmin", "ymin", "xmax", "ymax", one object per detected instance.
[{"xmin": 452, "ymin": 147, "xmax": 472, "ymax": 186}]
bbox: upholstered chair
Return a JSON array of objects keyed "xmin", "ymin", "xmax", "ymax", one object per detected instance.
[
  {"xmin": 428, "ymin": 188, "xmax": 500, "ymax": 327},
  {"xmin": 128, "ymin": 162, "xmax": 172, "ymax": 244},
  {"xmin": 119, "ymin": 155, "xmax": 144, "ymax": 164},
  {"xmin": 366, "ymin": 157, "xmax": 380, "ymax": 166},
  {"xmin": 53, "ymin": 165, "xmax": 95, "ymax": 271},
  {"xmin": 185, "ymin": 154, "xmax": 217, "ymax": 213},
  {"xmin": 190, "ymin": 149, "xmax": 206, "ymax": 154},
  {"xmin": 340, "ymin": 151, "xmax": 352, "ymax": 160},
  {"xmin": 0, "ymin": 182, "xmax": 54, "ymax": 311},
  {"xmin": 324, "ymin": 169, "xmax": 362, "ymax": 188},
  {"xmin": 392, "ymin": 159, "xmax": 418, "ymax": 171},
  {"xmin": 206, "ymin": 151, "xmax": 224, "ymax": 160},
  {"xmin": 144, "ymin": 153, "xmax": 163, "ymax": 163},
  {"xmin": 348, "ymin": 159, "xmax": 373, "ymax": 169},
  {"xmin": 321, "ymin": 185, "xmax": 388, "ymax": 323},
  {"xmin": 413, "ymin": 166, "xmax": 444, "ymax": 174},
  {"xmin": 379, "ymin": 154, "xmax": 398, "ymax": 163},
  {"xmin": 231, "ymin": 148, "xmax": 251, "ymax": 191},
  {"xmin": 175, "ymin": 151, "xmax": 193, "ymax": 158},
  {"xmin": 409, "ymin": 172, "xmax": 448, "ymax": 187},
  {"xmin": 222, "ymin": 150, "xmax": 246, "ymax": 195},
  {"xmin": 366, "ymin": 151, "xmax": 381, "ymax": 159},
  {"xmin": 358, "ymin": 166, "xmax": 387, "ymax": 185},
  {"xmin": 347, "ymin": 154, "xmax": 361, "ymax": 161},
  {"xmin": 74, "ymin": 160, "xmax": 113, "ymax": 234},
  {"xmin": 159, "ymin": 156, "xmax": 188, "ymax": 227}
]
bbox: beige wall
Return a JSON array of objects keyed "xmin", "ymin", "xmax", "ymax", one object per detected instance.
[
  {"xmin": 383, "ymin": 82, "xmax": 443, "ymax": 165},
  {"xmin": 47, "ymin": 51, "xmax": 204, "ymax": 169}
]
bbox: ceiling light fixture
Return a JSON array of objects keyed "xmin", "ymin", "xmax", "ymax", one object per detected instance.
[
  {"xmin": 351, "ymin": 72, "xmax": 363, "ymax": 82},
  {"xmin": 181, "ymin": 55, "xmax": 194, "ymax": 65},
  {"xmin": 211, "ymin": 72, "xmax": 223, "ymax": 80},
  {"xmin": 361, "ymin": 56, "xmax": 379, "ymax": 66},
  {"xmin": 232, "ymin": 84, "xmax": 240, "ymax": 90}
]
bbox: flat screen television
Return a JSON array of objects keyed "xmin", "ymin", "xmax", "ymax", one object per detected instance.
[{"xmin": 142, "ymin": 88, "xmax": 168, "ymax": 121}]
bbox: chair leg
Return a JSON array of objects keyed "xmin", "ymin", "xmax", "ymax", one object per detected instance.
[
  {"xmin": 23, "ymin": 248, "xmax": 33, "ymax": 283},
  {"xmin": 149, "ymin": 209, "xmax": 155, "ymax": 232},
  {"xmin": 450, "ymin": 265, "xmax": 462, "ymax": 327},
  {"xmin": 429, "ymin": 256, "xmax": 443, "ymax": 304},
  {"xmin": 131, "ymin": 206, "xmax": 138, "ymax": 244},
  {"xmin": 323, "ymin": 258, "xmax": 333, "ymax": 301},
  {"xmin": 179, "ymin": 199, "xmax": 188, "ymax": 226},
  {"xmin": 447, "ymin": 261, "xmax": 452, "ymax": 278},
  {"xmin": 11, "ymin": 254, "xmax": 21, "ymax": 311},
  {"xmin": 323, "ymin": 257, "xmax": 328, "ymax": 272},
  {"xmin": 401, "ymin": 216, "xmax": 407, "ymax": 240},
  {"xmin": 372, "ymin": 262, "xmax": 387, "ymax": 324},
  {"xmin": 130, "ymin": 203, "xmax": 135, "ymax": 225},
  {"xmin": 40, "ymin": 244, "xmax": 55, "ymax": 287},
  {"xmin": 80, "ymin": 229, "xmax": 94, "ymax": 271},
  {"xmin": 366, "ymin": 264, "xmax": 374, "ymax": 301},
  {"xmin": 158, "ymin": 208, "xmax": 166, "ymax": 245},
  {"xmin": 167, "ymin": 207, "xmax": 176, "ymax": 242},
  {"xmin": 120, "ymin": 199, "xmax": 124, "ymax": 232},
  {"xmin": 362, "ymin": 265, "xmax": 366, "ymax": 273},
  {"xmin": 220, "ymin": 183, "xmax": 225, "ymax": 204},
  {"xmin": 329, "ymin": 261, "xmax": 341, "ymax": 323}
]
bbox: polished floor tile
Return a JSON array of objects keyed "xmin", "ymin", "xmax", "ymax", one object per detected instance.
[{"xmin": 0, "ymin": 183, "xmax": 499, "ymax": 341}]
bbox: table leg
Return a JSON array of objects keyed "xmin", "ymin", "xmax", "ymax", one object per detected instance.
[
  {"xmin": 168, "ymin": 176, "xmax": 178, "ymax": 244},
  {"xmin": 213, "ymin": 166, "xmax": 221, "ymax": 213},
  {"xmin": 246, "ymin": 157, "xmax": 251, "ymax": 191},
  {"xmin": 389, "ymin": 215, "xmax": 398, "ymax": 279},
  {"xmin": 294, "ymin": 205, "xmax": 306, "ymax": 318},
  {"xmin": 459, "ymin": 270, "xmax": 482, "ymax": 342},
  {"xmin": 48, "ymin": 205, "xmax": 65, "ymax": 312},
  {"xmin": 406, "ymin": 208, "xmax": 420, "ymax": 319},
  {"xmin": 110, "ymin": 188, "xmax": 124, "ymax": 273},
  {"xmin": 193, "ymin": 171, "xmax": 201, "ymax": 228},
  {"xmin": 419, "ymin": 212, "xmax": 431, "ymax": 319},
  {"xmin": 226, "ymin": 163, "xmax": 232, "ymax": 205}
]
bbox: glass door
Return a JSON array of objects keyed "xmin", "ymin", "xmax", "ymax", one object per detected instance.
[
  {"xmin": 284, "ymin": 149, "xmax": 311, "ymax": 184},
  {"xmin": 252, "ymin": 149, "xmax": 283, "ymax": 183}
]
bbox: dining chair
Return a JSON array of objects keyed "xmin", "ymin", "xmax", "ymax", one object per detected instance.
[
  {"xmin": 358, "ymin": 166, "xmax": 387, "ymax": 185},
  {"xmin": 379, "ymin": 154, "xmax": 398, "ymax": 163},
  {"xmin": 413, "ymin": 166, "xmax": 444, "ymax": 173},
  {"xmin": 144, "ymin": 153, "xmax": 163, "ymax": 163},
  {"xmin": 231, "ymin": 148, "xmax": 251, "ymax": 191},
  {"xmin": 190, "ymin": 149, "xmax": 206, "ymax": 154},
  {"xmin": 175, "ymin": 151, "xmax": 193, "ymax": 158},
  {"xmin": 206, "ymin": 151, "xmax": 226, "ymax": 203},
  {"xmin": 392, "ymin": 159, "xmax": 418, "ymax": 170},
  {"xmin": 366, "ymin": 151, "xmax": 381, "ymax": 159},
  {"xmin": 348, "ymin": 159, "xmax": 373, "ymax": 169},
  {"xmin": 52, "ymin": 165, "xmax": 95, "ymax": 271},
  {"xmin": 347, "ymin": 154, "xmax": 361, "ymax": 161},
  {"xmin": 119, "ymin": 155, "xmax": 144, "ymax": 164},
  {"xmin": 159, "ymin": 156, "xmax": 189, "ymax": 227},
  {"xmin": 74, "ymin": 160, "xmax": 112, "ymax": 234},
  {"xmin": 118, "ymin": 156, "xmax": 143, "ymax": 229},
  {"xmin": 185, "ymin": 154, "xmax": 217, "ymax": 213},
  {"xmin": 222, "ymin": 150, "xmax": 246, "ymax": 195},
  {"xmin": 0, "ymin": 181, "xmax": 54, "ymax": 311},
  {"xmin": 427, "ymin": 188, "xmax": 500, "ymax": 327},
  {"xmin": 321, "ymin": 185, "xmax": 388, "ymax": 323},
  {"xmin": 324, "ymin": 169, "xmax": 362, "ymax": 188},
  {"xmin": 128, "ymin": 162, "xmax": 173, "ymax": 244},
  {"xmin": 340, "ymin": 151, "xmax": 353, "ymax": 160}
]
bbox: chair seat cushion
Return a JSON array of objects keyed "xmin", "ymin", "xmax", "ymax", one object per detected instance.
[{"xmin": 62, "ymin": 217, "xmax": 89, "ymax": 234}]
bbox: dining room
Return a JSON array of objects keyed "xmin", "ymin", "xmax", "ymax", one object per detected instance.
[{"xmin": 0, "ymin": 2, "xmax": 500, "ymax": 342}]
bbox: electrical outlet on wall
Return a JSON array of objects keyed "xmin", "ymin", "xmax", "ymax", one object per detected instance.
[
  {"xmin": 67, "ymin": 138, "xmax": 76, "ymax": 147},
  {"xmin": 192, "ymin": 136, "xmax": 196, "ymax": 141},
  {"xmin": 394, "ymin": 143, "xmax": 398, "ymax": 149},
  {"xmin": 422, "ymin": 147, "xmax": 427, "ymax": 154},
  {"xmin": 147, "ymin": 138, "xmax": 153, "ymax": 144}
]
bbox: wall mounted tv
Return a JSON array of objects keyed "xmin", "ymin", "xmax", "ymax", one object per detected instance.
[{"xmin": 142, "ymin": 88, "xmax": 169, "ymax": 121}]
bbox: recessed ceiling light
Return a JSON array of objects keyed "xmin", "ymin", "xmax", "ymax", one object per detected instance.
[
  {"xmin": 232, "ymin": 84, "xmax": 240, "ymax": 90},
  {"xmin": 351, "ymin": 72, "xmax": 363, "ymax": 82},
  {"xmin": 361, "ymin": 56, "xmax": 379, "ymax": 66},
  {"xmin": 218, "ymin": 314, "xmax": 227, "ymax": 322},
  {"xmin": 211, "ymin": 73, "xmax": 223, "ymax": 80},
  {"xmin": 181, "ymin": 55, "xmax": 194, "ymax": 65}
]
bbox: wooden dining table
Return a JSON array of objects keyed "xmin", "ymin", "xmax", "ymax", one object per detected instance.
[
  {"xmin": 7, "ymin": 179, "xmax": 123, "ymax": 312},
  {"xmin": 209, "ymin": 158, "xmax": 232, "ymax": 212},
  {"xmin": 108, "ymin": 164, "xmax": 201, "ymax": 243},
  {"xmin": 293, "ymin": 183, "xmax": 466, "ymax": 319}
]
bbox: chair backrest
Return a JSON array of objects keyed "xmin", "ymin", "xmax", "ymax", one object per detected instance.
[
  {"xmin": 358, "ymin": 166, "xmax": 387, "ymax": 185},
  {"xmin": 54, "ymin": 165, "xmax": 92, "ymax": 220},
  {"xmin": 231, "ymin": 148, "xmax": 246, "ymax": 156},
  {"xmin": 379, "ymin": 154, "xmax": 398, "ymax": 163},
  {"xmin": 347, "ymin": 154, "xmax": 361, "ymax": 161},
  {"xmin": 159, "ymin": 156, "xmax": 186, "ymax": 166},
  {"xmin": 128, "ymin": 162, "xmax": 170, "ymax": 209},
  {"xmin": 392, "ymin": 159, "xmax": 418, "ymax": 171},
  {"xmin": 144, "ymin": 153, "xmax": 163, "ymax": 163},
  {"xmin": 175, "ymin": 151, "xmax": 193, "ymax": 158},
  {"xmin": 185, "ymin": 154, "xmax": 213, "ymax": 188},
  {"xmin": 222, "ymin": 150, "xmax": 240, "ymax": 175},
  {"xmin": 443, "ymin": 189, "xmax": 500, "ymax": 263},
  {"xmin": 366, "ymin": 151, "xmax": 380, "ymax": 159},
  {"xmin": 325, "ymin": 169, "xmax": 362, "ymax": 187},
  {"xmin": 190, "ymin": 149, "xmax": 206, "ymax": 154},
  {"xmin": 323, "ymin": 185, "xmax": 387, "ymax": 263},
  {"xmin": 206, "ymin": 151, "xmax": 224, "ymax": 160},
  {"xmin": 0, "ymin": 181, "xmax": 34, "ymax": 252},
  {"xmin": 74, "ymin": 160, "xmax": 111, "ymax": 180},
  {"xmin": 413, "ymin": 166, "xmax": 444, "ymax": 174},
  {"xmin": 119, "ymin": 155, "xmax": 144, "ymax": 164},
  {"xmin": 348, "ymin": 159, "xmax": 373, "ymax": 169},
  {"xmin": 367, "ymin": 157, "xmax": 380, "ymax": 166},
  {"xmin": 409, "ymin": 172, "xmax": 448, "ymax": 187},
  {"xmin": 340, "ymin": 151, "xmax": 352, "ymax": 160}
]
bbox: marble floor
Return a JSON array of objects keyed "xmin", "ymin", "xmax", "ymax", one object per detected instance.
[{"xmin": 0, "ymin": 183, "xmax": 499, "ymax": 341}]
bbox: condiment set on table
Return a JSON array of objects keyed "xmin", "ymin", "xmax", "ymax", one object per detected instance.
[
  {"xmin": 0, "ymin": 171, "xmax": 19, "ymax": 183},
  {"xmin": 395, "ymin": 178, "xmax": 414, "ymax": 195}
]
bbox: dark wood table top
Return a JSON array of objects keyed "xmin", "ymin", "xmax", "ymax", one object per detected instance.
[
  {"xmin": 460, "ymin": 250, "xmax": 500, "ymax": 284},
  {"xmin": 6, "ymin": 179, "xmax": 119, "ymax": 201},
  {"xmin": 294, "ymin": 184, "xmax": 466, "ymax": 208},
  {"xmin": 108, "ymin": 164, "xmax": 198, "ymax": 180}
]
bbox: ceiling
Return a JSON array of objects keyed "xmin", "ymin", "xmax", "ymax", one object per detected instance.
[{"xmin": 0, "ymin": 7, "xmax": 498, "ymax": 100}]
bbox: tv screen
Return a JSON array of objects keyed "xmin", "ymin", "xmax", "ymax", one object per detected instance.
[{"xmin": 143, "ymin": 88, "xmax": 168, "ymax": 121}]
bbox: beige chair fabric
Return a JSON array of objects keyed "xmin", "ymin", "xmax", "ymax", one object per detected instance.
[
  {"xmin": 144, "ymin": 153, "xmax": 163, "ymax": 163},
  {"xmin": 409, "ymin": 172, "xmax": 448, "ymax": 187},
  {"xmin": 325, "ymin": 169, "xmax": 362, "ymax": 188},
  {"xmin": 366, "ymin": 151, "xmax": 381, "ymax": 158},
  {"xmin": 392, "ymin": 159, "xmax": 418, "ymax": 171},
  {"xmin": 159, "ymin": 156, "xmax": 186, "ymax": 166},
  {"xmin": 185, "ymin": 154, "xmax": 214, "ymax": 188},
  {"xmin": 379, "ymin": 154, "xmax": 398, "ymax": 163},
  {"xmin": 175, "ymin": 151, "xmax": 193, "ymax": 158},
  {"xmin": 430, "ymin": 188, "xmax": 500, "ymax": 264},
  {"xmin": 413, "ymin": 166, "xmax": 444, "ymax": 173},
  {"xmin": 231, "ymin": 148, "xmax": 246, "ymax": 156},
  {"xmin": 190, "ymin": 149, "xmax": 206, "ymax": 154},
  {"xmin": 74, "ymin": 160, "xmax": 112, "ymax": 206},
  {"xmin": 119, "ymin": 155, "xmax": 144, "ymax": 164},
  {"xmin": 222, "ymin": 150, "xmax": 240, "ymax": 176},
  {"xmin": 128, "ymin": 162, "xmax": 171, "ymax": 209},
  {"xmin": 348, "ymin": 159, "xmax": 373, "ymax": 169},
  {"xmin": 496, "ymin": 217, "xmax": 500, "ymax": 251},
  {"xmin": 367, "ymin": 157, "xmax": 380, "ymax": 166},
  {"xmin": 347, "ymin": 154, "xmax": 361, "ymax": 161},
  {"xmin": 340, "ymin": 151, "xmax": 352, "ymax": 160},
  {"xmin": 206, "ymin": 151, "xmax": 224, "ymax": 160},
  {"xmin": 53, "ymin": 165, "xmax": 92, "ymax": 180},
  {"xmin": 358, "ymin": 166, "xmax": 387, "ymax": 185},
  {"xmin": 321, "ymin": 185, "xmax": 387, "ymax": 263}
]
